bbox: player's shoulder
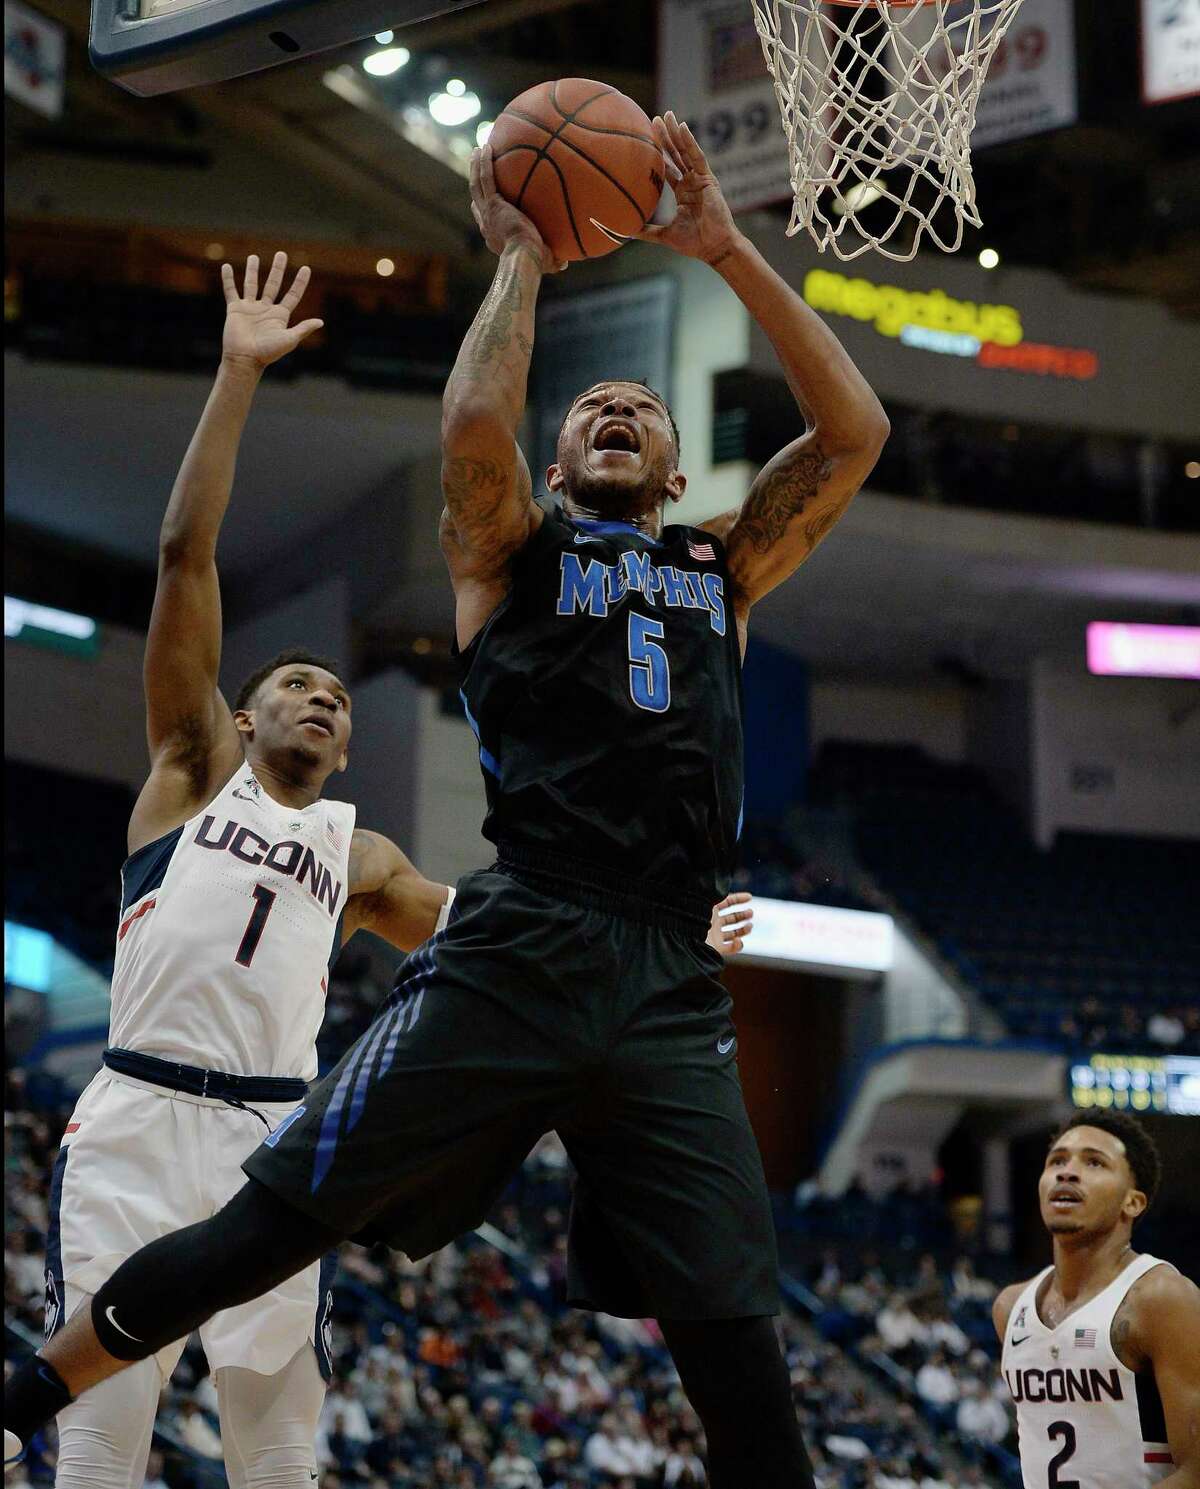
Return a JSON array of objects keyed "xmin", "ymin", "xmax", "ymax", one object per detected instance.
[
  {"xmin": 1125, "ymin": 1258, "xmax": 1198, "ymax": 1318},
  {"xmin": 993, "ymin": 1276, "xmax": 1034, "ymax": 1338}
]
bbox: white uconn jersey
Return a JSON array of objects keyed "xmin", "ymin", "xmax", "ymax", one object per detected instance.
[
  {"xmin": 1002, "ymin": 1254, "xmax": 1176, "ymax": 1489},
  {"xmin": 109, "ymin": 768, "xmax": 355, "ymax": 1080}
]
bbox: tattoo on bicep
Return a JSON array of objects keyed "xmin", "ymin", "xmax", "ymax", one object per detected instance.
[
  {"xmin": 1111, "ymin": 1304, "xmax": 1140, "ymax": 1369},
  {"xmin": 738, "ymin": 445, "xmax": 835, "ymax": 555}
]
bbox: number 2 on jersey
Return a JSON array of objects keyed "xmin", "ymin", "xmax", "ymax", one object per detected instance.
[
  {"xmin": 235, "ymin": 884, "xmax": 277, "ymax": 967},
  {"xmin": 628, "ymin": 613, "xmax": 670, "ymax": 713},
  {"xmin": 1047, "ymin": 1421, "xmax": 1079, "ymax": 1489}
]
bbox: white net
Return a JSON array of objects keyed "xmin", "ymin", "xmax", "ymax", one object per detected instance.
[{"xmin": 751, "ymin": 0, "xmax": 1027, "ymax": 261}]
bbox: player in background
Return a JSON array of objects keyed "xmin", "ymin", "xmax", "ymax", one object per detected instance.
[
  {"xmin": 6, "ymin": 112, "xmax": 853, "ymax": 1489},
  {"xmin": 994, "ymin": 1111, "xmax": 1200, "ymax": 1489}
]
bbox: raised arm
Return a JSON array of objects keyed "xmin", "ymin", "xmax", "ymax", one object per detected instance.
[
  {"xmin": 638, "ymin": 114, "xmax": 888, "ymax": 633},
  {"xmin": 440, "ymin": 146, "xmax": 563, "ymax": 649},
  {"xmin": 128, "ymin": 253, "xmax": 323, "ymax": 852},
  {"xmin": 343, "ymin": 830, "xmax": 452, "ymax": 953}
]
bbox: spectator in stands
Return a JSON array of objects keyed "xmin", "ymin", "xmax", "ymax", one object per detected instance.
[
  {"xmin": 489, "ymin": 1428, "xmax": 541, "ymax": 1488},
  {"xmin": 914, "ymin": 1349, "xmax": 959, "ymax": 1423},
  {"xmin": 875, "ymin": 1293, "xmax": 927, "ymax": 1361},
  {"xmin": 142, "ymin": 1446, "xmax": 170, "ymax": 1489},
  {"xmin": 949, "ymin": 1258, "xmax": 992, "ymax": 1303},
  {"xmin": 954, "ymin": 1377, "xmax": 1009, "ymax": 1448},
  {"xmin": 1147, "ymin": 1007, "xmax": 1186, "ymax": 1047},
  {"xmin": 662, "ymin": 1431, "xmax": 706, "ymax": 1485},
  {"xmin": 171, "ymin": 1397, "xmax": 223, "ymax": 1460}
]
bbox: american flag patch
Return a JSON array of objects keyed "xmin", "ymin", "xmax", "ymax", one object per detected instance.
[
  {"xmin": 1074, "ymin": 1328, "xmax": 1096, "ymax": 1349},
  {"xmin": 687, "ymin": 538, "xmax": 716, "ymax": 562},
  {"xmin": 325, "ymin": 817, "xmax": 343, "ymax": 853}
]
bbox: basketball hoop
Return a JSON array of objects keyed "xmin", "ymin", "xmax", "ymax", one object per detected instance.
[{"xmin": 751, "ymin": 0, "xmax": 1028, "ymax": 261}]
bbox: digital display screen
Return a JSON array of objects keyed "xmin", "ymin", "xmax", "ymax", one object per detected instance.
[
  {"xmin": 1086, "ymin": 622, "xmax": 1200, "ymax": 680},
  {"xmin": 1069, "ymin": 1052, "xmax": 1200, "ymax": 1117}
]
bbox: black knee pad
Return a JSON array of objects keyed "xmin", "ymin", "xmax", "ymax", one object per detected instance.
[{"xmin": 92, "ymin": 1180, "xmax": 338, "ymax": 1362}]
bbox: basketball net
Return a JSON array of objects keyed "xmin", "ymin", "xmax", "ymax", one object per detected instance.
[{"xmin": 752, "ymin": 0, "xmax": 1027, "ymax": 261}]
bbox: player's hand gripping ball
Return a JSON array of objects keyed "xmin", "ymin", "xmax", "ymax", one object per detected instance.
[{"xmin": 487, "ymin": 79, "xmax": 668, "ymax": 263}]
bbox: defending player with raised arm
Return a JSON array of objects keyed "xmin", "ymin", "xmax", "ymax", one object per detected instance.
[
  {"xmin": 440, "ymin": 109, "xmax": 888, "ymax": 658},
  {"xmin": 993, "ymin": 1113, "xmax": 1200, "ymax": 1489},
  {"xmin": 135, "ymin": 250, "xmax": 449, "ymax": 952},
  {"xmin": 9, "ymin": 253, "xmax": 451, "ymax": 1489}
]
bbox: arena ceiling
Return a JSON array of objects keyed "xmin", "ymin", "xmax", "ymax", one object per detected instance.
[
  {"xmin": 13, "ymin": 0, "xmax": 1200, "ymax": 317},
  {"xmin": 6, "ymin": 2, "xmax": 1200, "ymax": 682}
]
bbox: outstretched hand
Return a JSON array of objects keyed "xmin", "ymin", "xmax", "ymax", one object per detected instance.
[
  {"xmin": 221, "ymin": 252, "xmax": 323, "ymax": 371},
  {"xmin": 707, "ymin": 891, "xmax": 755, "ymax": 957},
  {"xmin": 634, "ymin": 111, "xmax": 741, "ymax": 265}
]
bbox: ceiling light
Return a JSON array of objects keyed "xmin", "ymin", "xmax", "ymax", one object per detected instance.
[
  {"xmin": 446, "ymin": 78, "xmax": 466, "ymax": 97},
  {"xmin": 978, "ymin": 247, "xmax": 1000, "ymax": 270},
  {"xmin": 428, "ymin": 89, "xmax": 481, "ymax": 126},
  {"xmin": 1186, "ymin": 461, "xmax": 1200, "ymax": 480},
  {"xmin": 833, "ymin": 180, "xmax": 886, "ymax": 215},
  {"xmin": 476, "ymin": 120, "xmax": 494, "ymax": 146},
  {"xmin": 362, "ymin": 46, "xmax": 410, "ymax": 77},
  {"xmin": 374, "ymin": 29, "xmax": 394, "ymax": 43},
  {"xmin": 376, "ymin": 258, "xmax": 395, "ymax": 277}
]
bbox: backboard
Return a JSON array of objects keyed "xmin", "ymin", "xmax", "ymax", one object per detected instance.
[{"xmin": 90, "ymin": 0, "xmax": 490, "ymax": 96}]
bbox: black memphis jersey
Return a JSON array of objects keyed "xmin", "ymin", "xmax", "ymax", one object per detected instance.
[{"xmin": 458, "ymin": 503, "xmax": 744, "ymax": 916}]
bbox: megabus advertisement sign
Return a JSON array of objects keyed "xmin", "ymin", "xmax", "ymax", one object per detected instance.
[{"xmin": 804, "ymin": 268, "xmax": 1099, "ymax": 382}]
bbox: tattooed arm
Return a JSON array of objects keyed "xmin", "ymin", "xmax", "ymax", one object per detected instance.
[
  {"xmin": 441, "ymin": 144, "xmax": 561, "ymax": 649},
  {"xmin": 638, "ymin": 113, "xmax": 887, "ymax": 636},
  {"xmin": 711, "ymin": 235, "xmax": 888, "ymax": 630}
]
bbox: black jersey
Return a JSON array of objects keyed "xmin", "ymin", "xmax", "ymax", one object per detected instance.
[{"xmin": 457, "ymin": 504, "xmax": 744, "ymax": 923}]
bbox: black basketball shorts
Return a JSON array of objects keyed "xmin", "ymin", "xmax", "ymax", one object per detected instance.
[{"xmin": 244, "ymin": 863, "xmax": 779, "ymax": 1321}]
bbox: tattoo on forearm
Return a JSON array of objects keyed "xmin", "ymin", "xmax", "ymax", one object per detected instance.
[
  {"xmin": 442, "ymin": 454, "xmax": 526, "ymax": 560},
  {"xmin": 737, "ymin": 444, "xmax": 835, "ymax": 555},
  {"xmin": 455, "ymin": 254, "xmax": 537, "ymax": 390}
]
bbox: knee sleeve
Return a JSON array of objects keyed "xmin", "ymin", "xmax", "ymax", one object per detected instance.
[
  {"xmin": 92, "ymin": 1180, "xmax": 341, "ymax": 1364},
  {"xmin": 660, "ymin": 1316, "xmax": 815, "ymax": 1489},
  {"xmin": 217, "ymin": 1346, "xmax": 326, "ymax": 1489},
  {"xmin": 54, "ymin": 1355, "xmax": 161, "ymax": 1489}
]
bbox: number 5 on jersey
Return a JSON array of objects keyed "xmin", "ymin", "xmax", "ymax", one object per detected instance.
[{"xmin": 629, "ymin": 612, "xmax": 670, "ymax": 713}]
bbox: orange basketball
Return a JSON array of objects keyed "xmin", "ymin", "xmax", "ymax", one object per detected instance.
[{"xmin": 488, "ymin": 79, "xmax": 666, "ymax": 263}]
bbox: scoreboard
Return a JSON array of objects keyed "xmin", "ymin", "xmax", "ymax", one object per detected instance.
[{"xmin": 1069, "ymin": 1051, "xmax": 1200, "ymax": 1117}]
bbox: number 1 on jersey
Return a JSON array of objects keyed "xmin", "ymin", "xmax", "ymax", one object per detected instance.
[
  {"xmin": 235, "ymin": 884, "xmax": 277, "ymax": 967},
  {"xmin": 628, "ymin": 613, "xmax": 671, "ymax": 713}
]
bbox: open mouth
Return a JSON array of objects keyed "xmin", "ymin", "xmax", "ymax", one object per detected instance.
[
  {"xmin": 591, "ymin": 417, "xmax": 641, "ymax": 455},
  {"xmin": 300, "ymin": 715, "xmax": 335, "ymax": 737},
  {"xmin": 1049, "ymin": 1188, "xmax": 1083, "ymax": 1206}
]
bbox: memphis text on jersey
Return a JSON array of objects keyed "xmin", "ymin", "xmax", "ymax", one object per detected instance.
[
  {"xmin": 195, "ymin": 814, "xmax": 343, "ymax": 916},
  {"xmin": 556, "ymin": 550, "xmax": 727, "ymax": 635}
]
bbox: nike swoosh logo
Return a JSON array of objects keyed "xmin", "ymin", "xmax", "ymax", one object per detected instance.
[
  {"xmin": 105, "ymin": 1305, "xmax": 144, "ymax": 1343},
  {"xmin": 717, "ymin": 1035, "xmax": 736, "ymax": 1054},
  {"xmin": 1010, "ymin": 1335, "xmax": 1030, "ymax": 1347},
  {"xmin": 232, "ymin": 790, "xmax": 257, "ymax": 802},
  {"xmin": 573, "ymin": 532, "xmax": 602, "ymax": 544}
]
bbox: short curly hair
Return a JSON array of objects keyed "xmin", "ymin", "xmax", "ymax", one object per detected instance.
[
  {"xmin": 1050, "ymin": 1110, "xmax": 1162, "ymax": 1215},
  {"xmin": 234, "ymin": 648, "xmax": 345, "ymax": 712}
]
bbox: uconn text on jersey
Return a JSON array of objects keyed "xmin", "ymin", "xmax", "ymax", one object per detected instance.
[{"xmin": 195, "ymin": 815, "xmax": 343, "ymax": 916}]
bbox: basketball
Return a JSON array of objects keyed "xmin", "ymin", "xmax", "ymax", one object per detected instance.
[{"xmin": 488, "ymin": 79, "xmax": 666, "ymax": 263}]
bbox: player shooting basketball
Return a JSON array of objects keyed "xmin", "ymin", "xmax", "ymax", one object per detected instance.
[
  {"xmin": 994, "ymin": 1112, "xmax": 1199, "ymax": 1489},
  {"xmin": 5, "ymin": 119, "xmax": 855, "ymax": 1489}
]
